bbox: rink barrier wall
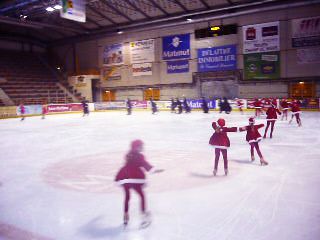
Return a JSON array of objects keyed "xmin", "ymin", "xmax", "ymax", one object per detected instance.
[{"xmin": 1, "ymin": 98, "xmax": 319, "ymax": 119}]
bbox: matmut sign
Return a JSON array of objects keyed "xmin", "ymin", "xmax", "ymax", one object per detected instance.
[{"xmin": 162, "ymin": 33, "xmax": 190, "ymax": 60}]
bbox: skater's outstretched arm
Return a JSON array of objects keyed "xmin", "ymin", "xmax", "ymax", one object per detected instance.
[{"xmin": 223, "ymin": 127, "xmax": 238, "ymax": 132}]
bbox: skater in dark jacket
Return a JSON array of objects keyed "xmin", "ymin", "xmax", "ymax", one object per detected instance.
[
  {"xmin": 239, "ymin": 117, "xmax": 268, "ymax": 165},
  {"xmin": 209, "ymin": 118, "xmax": 237, "ymax": 176},
  {"xmin": 150, "ymin": 98, "xmax": 158, "ymax": 114},
  {"xmin": 81, "ymin": 98, "xmax": 89, "ymax": 116},
  {"xmin": 170, "ymin": 98, "xmax": 176, "ymax": 113},
  {"xmin": 126, "ymin": 98, "xmax": 132, "ymax": 115},
  {"xmin": 201, "ymin": 97, "xmax": 209, "ymax": 113},
  {"xmin": 182, "ymin": 97, "xmax": 191, "ymax": 113},
  {"xmin": 221, "ymin": 97, "xmax": 232, "ymax": 114},
  {"xmin": 115, "ymin": 140, "xmax": 163, "ymax": 226},
  {"xmin": 176, "ymin": 98, "xmax": 183, "ymax": 114}
]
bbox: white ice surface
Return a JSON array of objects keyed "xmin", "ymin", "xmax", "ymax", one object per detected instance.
[{"xmin": 0, "ymin": 111, "xmax": 320, "ymax": 240}]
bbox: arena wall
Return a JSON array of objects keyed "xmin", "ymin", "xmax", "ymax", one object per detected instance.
[{"xmin": 50, "ymin": 4, "xmax": 320, "ymax": 100}]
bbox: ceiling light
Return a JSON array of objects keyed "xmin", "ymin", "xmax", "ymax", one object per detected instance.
[
  {"xmin": 54, "ymin": 5, "xmax": 62, "ymax": 10},
  {"xmin": 117, "ymin": 30, "xmax": 123, "ymax": 34},
  {"xmin": 46, "ymin": 7, "xmax": 55, "ymax": 12},
  {"xmin": 186, "ymin": 18, "xmax": 192, "ymax": 22}
]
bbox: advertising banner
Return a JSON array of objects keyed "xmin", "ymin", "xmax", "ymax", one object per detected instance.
[
  {"xmin": 17, "ymin": 105, "xmax": 42, "ymax": 115},
  {"xmin": 132, "ymin": 63, "xmax": 152, "ymax": 76},
  {"xmin": 94, "ymin": 101, "xmax": 126, "ymax": 110},
  {"xmin": 188, "ymin": 99, "xmax": 216, "ymax": 109},
  {"xmin": 102, "ymin": 67, "xmax": 121, "ymax": 81},
  {"xmin": 131, "ymin": 100, "xmax": 147, "ymax": 109},
  {"xmin": 103, "ymin": 44, "xmax": 123, "ymax": 66},
  {"xmin": 292, "ymin": 16, "xmax": 320, "ymax": 47},
  {"xmin": 244, "ymin": 51, "xmax": 280, "ymax": 80},
  {"xmin": 130, "ymin": 39, "xmax": 155, "ymax": 64},
  {"xmin": 167, "ymin": 60, "xmax": 189, "ymax": 74},
  {"xmin": 60, "ymin": 0, "xmax": 86, "ymax": 23},
  {"xmin": 162, "ymin": 33, "xmax": 190, "ymax": 60},
  {"xmin": 47, "ymin": 103, "xmax": 82, "ymax": 113},
  {"xmin": 297, "ymin": 48, "xmax": 320, "ymax": 64},
  {"xmin": 197, "ymin": 45, "xmax": 237, "ymax": 72},
  {"xmin": 243, "ymin": 21, "xmax": 280, "ymax": 54}
]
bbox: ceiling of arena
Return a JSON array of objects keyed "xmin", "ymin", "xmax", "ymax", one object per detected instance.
[{"xmin": 0, "ymin": 0, "xmax": 313, "ymax": 46}]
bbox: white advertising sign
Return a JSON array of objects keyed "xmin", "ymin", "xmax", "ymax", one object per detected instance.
[
  {"xmin": 243, "ymin": 21, "xmax": 280, "ymax": 54},
  {"xmin": 291, "ymin": 16, "xmax": 320, "ymax": 47},
  {"xmin": 60, "ymin": 0, "xmax": 86, "ymax": 23},
  {"xmin": 132, "ymin": 63, "xmax": 152, "ymax": 76},
  {"xmin": 130, "ymin": 39, "xmax": 155, "ymax": 64}
]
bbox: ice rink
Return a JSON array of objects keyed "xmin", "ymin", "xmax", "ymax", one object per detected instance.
[{"xmin": 0, "ymin": 110, "xmax": 320, "ymax": 240}]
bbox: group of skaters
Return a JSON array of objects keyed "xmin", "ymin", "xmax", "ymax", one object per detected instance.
[
  {"xmin": 252, "ymin": 97, "xmax": 302, "ymax": 127},
  {"xmin": 115, "ymin": 97, "xmax": 304, "ymax": 228}
]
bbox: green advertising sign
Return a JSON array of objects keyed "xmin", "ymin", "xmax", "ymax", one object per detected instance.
[{"xmin": 244, "ymin": 52, "xmax": 280, "ymax": 80}]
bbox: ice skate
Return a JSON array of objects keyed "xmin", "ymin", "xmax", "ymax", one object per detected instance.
[
  {"xmin": 224, "ymin": 169, "xmax": 228, "ymax": 176},
  {"xmin": 213, "ymin": 169, "xmax": 217, "ymax": 176},
  {"xmin": 251, "ymin": 156, "xmax": 255, "ymax": 162},
  {"xmin": 260, "ymin": 157, "xmax": 268, "ymax": 166},
  {"xmin": 140, "ymin": 212, "xmax": 151, "ymax": 229},
  {"xmin": 123, "ymin": 213, "xmax": 129, "ymax": 226}
]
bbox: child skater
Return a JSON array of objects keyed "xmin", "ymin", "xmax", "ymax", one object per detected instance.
[
  {"xmin": 115, "ymin": 140, "xmax": 163, "ymax": 227},
  {"xmin": 235, "ymin": 98, "xmax": 244, "ymax": 115},
  {"xmin": 289, "ymin": 100, "xmax": 302, "ymax": 127},
  {"xmin": 126, "ymin": 98, "xmax": 132, "ymax": 115},
  {"xmin": 150, "ymin": 98, "xmax": 158, "ymax": 114},
  {"xmin": 209, "ymin": 118, "xmax": 237, "ymax": 176},
  {"xmin": 19, "ymin": 101, "xmax": 25, "ymax": 121},
  {"xmin": 239, "ymin": 117, "xmax": 268, "ymax": 165},
  {"xmin": 253, "ymin": 98, "xmax": 263, "ymax": 117},
  {"xmin": 280, "ymin": 98, "xmax": 289, "ymax": 121},
  {"xmin": 263, "ymin": 103, "xmax": 281, "ymax": 138}
]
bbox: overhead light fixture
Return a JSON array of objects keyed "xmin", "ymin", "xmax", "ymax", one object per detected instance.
[
  {"xmin": 117, "ymin": 30, "xmax": 123, "ymax": 34},
  {"xmin": 54, "ymin": 5, "xmax": 62, "ymax": 10},
  {"xmin": 186, "ymin": 18, "xmax": 192, "ymax": 22},
  {"xmin": 56, "ymin": 66, "xmax": 61, "ymax": 70},
  {"xmin": 299, "ymin": 81, "xmax": 304, "ymax": 84},
  {"xmin": 46, "ymin": 7, "xmax": 55, "ymax": 12},
  {"xmin": 211, "ymin": 26, "xmax": 220, "ymax": 31}
]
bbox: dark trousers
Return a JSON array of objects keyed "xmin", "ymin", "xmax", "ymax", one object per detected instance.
[
  {"xmin": 250, "ymin": 142, "xmax": 263, "ymax": 158},
  {"xmin": 123, "ymin": 184, "xmax": 145, "ymax": 214},
  {"xmin": 214, "ymin": 148, "xmax": 228, "ymax": 170}
]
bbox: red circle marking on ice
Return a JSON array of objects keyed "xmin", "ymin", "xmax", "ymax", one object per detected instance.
[{"xmin": 42, "ymin": 151, "xmax": 236, "ymax": 193}]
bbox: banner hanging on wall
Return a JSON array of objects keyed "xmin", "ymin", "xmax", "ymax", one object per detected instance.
[
  {"xmin": 167, "ymin": 60, "xmax": 189, "ymax": 74},
  {"xmin": 243, "ymin": 21, "xmax": 280, "ymax": 54},
  {"xmin": 162, "ymin": 33, "xmax": 190, "ymax": 60},
  {"xmin": 197, "ymin": 45, "xmax": 237, "ymax": 72},
  {"xmin": 132, "ymin": 63, "xmax": 152, "ymax": 76},
  {"xmin": 291, "ymin": 16, "xmax": 320, "ymax": 47},
  {"xmin": 297, "ymin": 48, "xmax": 320, "ymax": 64},
  {"xmin": 60, "ymin": 0, "xmax": 86, "ymax": 23},
  {"xmin": 101, "ymin": 67, "xmax": 121, "ymax": 81},
  {"xmin": 103, "ymin": 44, "xmax": 124, "ymax": 66},
  {"xmin": 130, "ymin": 39, "xmax": 155, "ymax": 64},
  {"xmin": 244, "ymin": 51, "xmax": 280, "ymax": 80}
]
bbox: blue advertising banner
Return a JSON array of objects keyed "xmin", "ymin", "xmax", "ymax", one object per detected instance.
[
  {"xmin": 198, "ymin": 45, "xmax": 237, "ymax": 72},
  {"xmin": 167, "ymin": 60, "xmax": 189, "ymax": 74},
  {"xmin": 188, "ymin": 99, "xmax": 216, "ymax": 109},
  {"xmin": 162, "ymin": 33, "xmax": 190, "ymax": 60}
]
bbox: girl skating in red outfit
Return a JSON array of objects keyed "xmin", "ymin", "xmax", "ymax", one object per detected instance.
[
  {"xmin": 115, "ymin": 140, "xmax": 163, "ymax": 227},
  {"xmin": 263, "ymin": 104, "xmax": 281, "ymax": 138},
  {"xmin": 239, "ymin": 117, "xmax": 268, "ymax": 165},
  {"xmin": 209, "ymin": 118, "xmax": 237, "ymax": 176}
]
